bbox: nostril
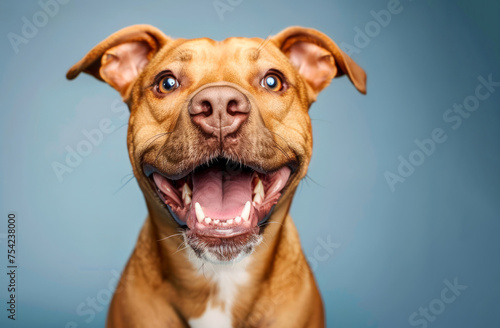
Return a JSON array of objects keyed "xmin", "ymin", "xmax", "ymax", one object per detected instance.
[
  {"xmin": 227, "ymin": 99, "xmax": 239, "ymax": 115},
  {"xmin": 200, "ymin": 100, "xmax": 212, "ymax": 116},
  {"xmin": 227, "ymin": 99, "xmax": 249, "ymax": 116}
]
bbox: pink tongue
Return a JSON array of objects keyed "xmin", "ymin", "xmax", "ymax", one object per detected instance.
[{"xmin": 192, "ymin": 167, "xmax": 252, "ymax": 219}]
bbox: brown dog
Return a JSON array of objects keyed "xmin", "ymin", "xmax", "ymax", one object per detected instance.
[{"xmin": 67, "ymin": 25, "xmax": 366, "ymax": 328}]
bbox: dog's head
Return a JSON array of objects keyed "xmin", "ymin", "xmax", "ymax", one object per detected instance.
[{"xmin": 67, "ymin": 25, "xmax": 366, "ymax": 263}]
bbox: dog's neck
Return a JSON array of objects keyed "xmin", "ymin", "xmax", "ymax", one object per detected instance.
[{"xmin": 134, "ymin": 193, "xmax": 301, "ymax": 322}]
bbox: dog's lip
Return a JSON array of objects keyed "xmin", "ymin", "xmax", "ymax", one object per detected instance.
[
  {"xmin": 190, "ymin": 223, "xmax": 257, "ymax": 238},
  {"xmin": 143, "ymin": 164, "xmax": 189, "ymax": 181},
  {"xmin": 143, "ymin": 161, "xmax": 298, "ymax": 181}
]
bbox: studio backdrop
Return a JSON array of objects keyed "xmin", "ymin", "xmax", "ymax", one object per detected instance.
[{"xmin": 1, "ymin": 0, "xmax": 499, "ymax": 327}]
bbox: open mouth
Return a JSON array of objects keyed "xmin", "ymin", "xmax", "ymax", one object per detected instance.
[{"xmin": 144, "ymin": 158, "xmax": 292, "ymax": 237}]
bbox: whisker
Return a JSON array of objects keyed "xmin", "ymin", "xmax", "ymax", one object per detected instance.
[
  {"xmin": 113, "ymin": 174, "xmax": 136, "ymax": 195},
  {"xmin": 303, "ymin": 174, "xmax": 326, "ymax": 189},
  {"xmin": 144, "ymin": 132, "xmax": 173, "ymax": 150},
  {"xmin": 153, "ymin": 141, "xmax": 170, "ymax": 167},
  {"xmin": 259, "ymin": 238, "xmax": 271, "ymax": 251},
  {"xmin": 201, "ymin": 262, "xmax": 207, "ymax": 279},
  {"xmin": 270, "ymin": 143, "xmax": 292, "ymax": 163},
  {"xmin": 258, "ymin": 220, "xmax": 283, "ymax": 228},
  {"xmin": 157, "ymin": 232, "xmax": 184, "ymax": 242},
  {"xmin": 268, "ymin": 131, "xmax": 294, "ymax": 162},
  {"xmin": 138, "ymin": 131, "xmax": 175, "ymax": 170},
  {"xmin": 310, "ymin": 118, "xmax": 333, "ymax": 124},
  {"xmin": 112, "ymin": 122, "xmax": 129, "ymax": 133},
  {"xmin": 269, "ymin": 130, "xmax": 289, "ymax": 146},
  {"xmin": 120, "ymin": 172, "xmax": 135, "ymax": 184},
  {"xmin": 173, "ymin": 243, "xmax": 190, "ymax": 254},
  {"xmin": 256, "ymin": 29, "xmax": 275, "ymax": 54}
]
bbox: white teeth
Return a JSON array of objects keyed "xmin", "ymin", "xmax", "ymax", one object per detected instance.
[
  {"xmin": 197, "ymin": 217, "xmax": 243, "ymax": 225},
  {"xmin": 241, "ymin": 201, "xmax": 251, "ymax": 221},
  {"xmin": 253, "ymin": 179, "xmax": 264, "ymax": 195},
  {"xmin": 195, "ymin": 202, "xmax": 205, "ymax": 223},
  {"xmin": 253, "ymin": 178, "xmax": 265, "ymax": 205},
  {"xmin": 252, "ymin": 193, "xmax": 263, "ymax": 205},
  {"xmin": 195, "ymin": 210, "xmax": 248, "ymax": 226},
  {"xmin": 182, "ymin": 183, "xmax": 192, "ymax": 204}
]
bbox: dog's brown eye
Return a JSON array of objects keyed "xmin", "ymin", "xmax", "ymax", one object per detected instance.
[
  {"xmin": 158, "ymin": 75, "xmax": 179, "ymax": 93},
  {"xmin": 261, "ymin": 73, "xmax": 283, "ymax": 92}
]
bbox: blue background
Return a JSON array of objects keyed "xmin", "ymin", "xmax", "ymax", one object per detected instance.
[{"xmin": 1, "ymin": 0, "xmax": 499, "ymax": 327}]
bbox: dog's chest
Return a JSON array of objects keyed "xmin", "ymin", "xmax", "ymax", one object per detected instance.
[{"xmin": 187, "ymin": 253, "xmax": 251, "ymax": 328}]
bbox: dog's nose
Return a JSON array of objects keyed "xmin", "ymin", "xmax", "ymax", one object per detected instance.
[{"xmin": 189, "ymin": 86, "xmax": 250, "ymax": 138}]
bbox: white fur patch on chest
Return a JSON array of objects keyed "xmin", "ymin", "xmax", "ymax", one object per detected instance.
[
  {"xmin": 187, "ymin": 250, "xmax": 251, "ymax": 328},
  {"xmin": 188, "ymin": 305, "xmax": 232, "ymax": 328}
]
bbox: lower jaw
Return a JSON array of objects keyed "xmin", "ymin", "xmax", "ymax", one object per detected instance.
[
  {"xmin": 185, "ymin": 227, "xmax": 263, "ymax": 263},
  {"xmin": 163, "ymin": 202, "xmax": 272, "ymax": 263}
]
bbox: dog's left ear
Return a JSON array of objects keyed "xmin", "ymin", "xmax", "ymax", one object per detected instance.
[
  {"xmin": 271, "ymin": 26, "xmax": 366, "ymax": 101},
  {"xmin": 66, "ymin": 24, "xmax": 170, "ymax": 101}
]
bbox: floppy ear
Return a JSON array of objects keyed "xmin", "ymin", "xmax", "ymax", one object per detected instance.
[
  {"xmin": 271, "ymin": 26, "xmax": 366, "ymax": 100},
  {"xmin": 66, "ymin": 24, "xmax": 170, "ymax": 100}
]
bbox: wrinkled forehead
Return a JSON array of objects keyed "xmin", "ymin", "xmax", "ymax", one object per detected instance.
[{"xmin": 156, "ymin": 37, "xmax": 281, "ymax": 66}]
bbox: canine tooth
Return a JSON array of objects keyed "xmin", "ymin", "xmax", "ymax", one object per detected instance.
[
  {"xmin": 214, "ymin": 219, "xmax": 220, "ymax": 224},
  {"xmin": 252, "ymin": 193, "xmax": 264, "ymax": 205},
  {"xmin": 195, "ymin": 202, "xmax": 205, "ymax": 223},
  {"xmin": 204, "ymin": 217, "xmax": 212, "ymax": 224},
  {"xmin": 227, "ymin": 219, "xmax": 234, "ymax": 225},
  {"xmin": 253, "ymin": 179, "xmax": 264, "ymax": 196},
  {"xmin": 253, "ymin": 179, "xmax": 265, "ymax": 205},
  {"xmin": 241, "ymin": 201, "xmax": 251, "ymax": 221},
  {"xmin": 184, "ymin": 194, "xmax": 192, "ymax": 205},
  {"xmin": 235, "ymin": 216, "xmax": 242, "ymax": 224},
  {"xmin": 182, "ymin": 183, "xmax": 192, "ymax": 202}
]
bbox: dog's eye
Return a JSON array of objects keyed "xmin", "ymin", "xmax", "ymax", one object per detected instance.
[
  {"xmin": 158, "ymin": 75, "xmax": 179, "ymax": 93},
  {"xmin": 261, "ymin": 74, "xmax": 283, "ymax": 92}
]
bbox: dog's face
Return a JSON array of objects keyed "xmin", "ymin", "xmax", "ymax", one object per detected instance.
[{"xmin": 68, "ymin": 25, "xmax": 366, "ymax": 263}]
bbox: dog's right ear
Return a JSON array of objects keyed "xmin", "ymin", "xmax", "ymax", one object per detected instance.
[{"xmin": 66, "ymin": 24, "xmax": 170, "ymax": 101}]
